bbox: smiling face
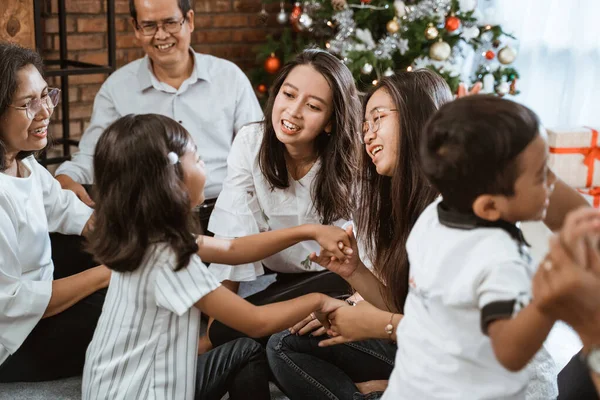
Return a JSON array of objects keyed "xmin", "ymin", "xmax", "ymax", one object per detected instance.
[
  {"xmin": 363, "ymin": 88, "xmax": 400, "ymax": 177},
  {"xmin": 271, "ymin": 64, "xmax": 333, "ymax": 150},
  {"xmin": 132, "ymin": 0, "xmax": 194, "ymax": 71},
  {"xmin": 0, "ymin": 64, "xmax": 52, "ymax": 162}
]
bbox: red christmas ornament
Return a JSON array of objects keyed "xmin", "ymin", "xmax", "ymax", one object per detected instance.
[
  {"xmin": 485, "ymin": 50, "xmax": 495, "ymax": 60},
  {"xmin": 264, "ymin": 53, "xmax": 282, "ymax": 74},
  {"xmin": 445, "ymin": 16, "xmax": 461, "ymax": 32},
  {"xmin": 361, "ymin": 0, "xmax": 372, "ymax": 4},
  {"xmin": 257, "ymin": 84, "xmax": 268, "ymax": 94},
  {"xmin": 290, "ymin": 2, "xmax": 302, "ymax": 32}
]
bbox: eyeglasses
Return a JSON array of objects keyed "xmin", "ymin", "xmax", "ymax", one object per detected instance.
[
  {"xmin": 135, "ymin": 17, "xmax": 187, "ymax": 36},
  {"xmin": 8, "ymin": 88, "xmax": 61, "ymax": 119},
  {"xmin": 361, "ymin": 108, "xmax": 398, "ymax": 143}
]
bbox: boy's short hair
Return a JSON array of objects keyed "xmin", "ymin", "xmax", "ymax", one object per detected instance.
[{"xmin": 420, "ymin": 95, "xmax": 540, "ymax": 212}]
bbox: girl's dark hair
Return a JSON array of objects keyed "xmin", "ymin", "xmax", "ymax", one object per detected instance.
[
  {"xmin": 0, "ymin": 42, "xmax": 45, "ymax": 171},
  {"xmin": 88, "ymin": 114, "xmax": 199, "ymax": 272},
  {"xmin": 258, "ymin": 48, "xmax": 362, "ymax": 224},
  {"xmin": 421, "ymin": 95, "xmax": 540, "ymax": 212},
  {"xmin": 356, "ymin": 69, "xmax": 453, "ymax": 313}
]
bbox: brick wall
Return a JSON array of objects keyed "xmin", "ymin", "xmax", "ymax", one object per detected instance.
[{"xmin": 41, "ymin": 0, "xmax": 281, "ymax": 160}]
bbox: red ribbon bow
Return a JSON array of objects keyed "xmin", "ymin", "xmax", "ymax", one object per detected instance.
[{"xmin": 550, "ymin": 127, "xmax": 600, "ymax": 188}]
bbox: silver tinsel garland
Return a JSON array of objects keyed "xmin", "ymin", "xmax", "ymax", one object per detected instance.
[{"xmin": 404, "ymin": 0, "xmax": 451, "ymax": 23}]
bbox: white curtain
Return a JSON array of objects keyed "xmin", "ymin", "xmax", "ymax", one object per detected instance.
[{"xmin": 494, "ymin": 0, "xmax": 600, "ymax": 127}]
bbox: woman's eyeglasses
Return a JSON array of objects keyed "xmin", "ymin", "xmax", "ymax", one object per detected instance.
[
  {"xmin": 9, "ymin": 88, "xmax": 61, "ymax": 120},
  {"xmin": 360, "ymin": 108, "xmax": 398, "ymax": 143},
  {"xmin": 135, "ymin": 17, "xmax": 186, "ymax": 36}
]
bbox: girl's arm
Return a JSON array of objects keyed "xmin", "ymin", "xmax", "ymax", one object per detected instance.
[
  {"xmin": 197, "ymin": 224, "xmax": 352, "ymax": 265},
  {"xmin": 544, "ymin": 178, "xmax": 589, "ymax": 231},
  {"xmin": 309, "ymin": 226, "xmax": 395, "ymax": 312},
  {"xmin": 195, "ymin": 286, "xmax": 345, "ymax": 338},
  {"xmin": 44, "ymin": 265, "xmax": 111, "ymax": 318}
]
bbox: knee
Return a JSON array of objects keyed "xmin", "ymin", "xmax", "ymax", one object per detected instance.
[{"xmin": 231, "ymin": 338, "xmax": 265, "ymax": 362}]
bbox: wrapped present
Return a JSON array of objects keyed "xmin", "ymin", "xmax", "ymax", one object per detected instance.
[
  {"xmin": 548, "ymin": 126, "xmax": 600, "ymax": 188},
  {"xmin": 577, "ymin": 187, "xmax": 600, "ymax": 208}
]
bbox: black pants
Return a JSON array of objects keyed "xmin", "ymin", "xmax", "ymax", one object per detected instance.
[
  {"xmin": 209, "ymin": 270, "xmax": 351, "ymax": 348},
  {"xmin": 0, "ymin": 234, "xmax": 104, "ymax": 382},
  {"xmin": 558, "ymin": 350, "xmax": 600, "ymax": 400},
  {"xmin": 196, "ymin": 337, "xmax": 270, "ymax": 400}
]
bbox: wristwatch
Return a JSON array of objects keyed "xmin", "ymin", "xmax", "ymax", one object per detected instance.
[{"xmin": 583, "ymin": 346, "xmax": 600, "ymax": 374}]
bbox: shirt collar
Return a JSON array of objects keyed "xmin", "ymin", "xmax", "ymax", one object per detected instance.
[
  {"xmin": 136, "ymin": 49, "xmax": 210, "ymax": 91},
  {"xmin": 437, "ymin": 201, "xmax": 530, "ymax": 247}
]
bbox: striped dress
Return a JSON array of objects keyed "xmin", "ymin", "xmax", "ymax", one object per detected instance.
[{"xmin": 82, "ymin": 244, "xmax": 220, "ymax": 400}]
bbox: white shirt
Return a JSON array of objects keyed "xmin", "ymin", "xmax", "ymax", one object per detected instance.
[
  {"xmin": 0, "ymin": 156, "xmax": 93, "ymax": 365},
  {"xmin": 55, "ymin": 51, "xmax": 264, "ymax": 199},
  {"xmin": 383, "ymin": 198, "xmax": 556, "ymax": 400},
  {"xmin": 208, "ymin": 123, "xmax": 347, "ymax": 282},
  {"xmin": 82, "ymin": 245, "xmax": 220, "ymax": 400}
]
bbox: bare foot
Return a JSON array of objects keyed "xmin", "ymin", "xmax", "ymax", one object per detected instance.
[
  {"xmin": 198, "ymin": 334, "xmax": 213, "ymax": 354},
  {"xmin": 355, "ymin": 380, "xmax": 389, "ymax": 394}
]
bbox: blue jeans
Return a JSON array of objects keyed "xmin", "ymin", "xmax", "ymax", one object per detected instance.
[{"xmin": 266, "ymin": 330, "xmax": 396, "ymax": 400}]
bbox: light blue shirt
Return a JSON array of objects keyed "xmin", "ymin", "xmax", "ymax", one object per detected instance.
[{"xmin": 55, "ymin": 51, "xmax": 264, "ymax": 199}]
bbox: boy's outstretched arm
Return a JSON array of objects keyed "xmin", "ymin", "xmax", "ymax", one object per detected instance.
[{"xmin": 486, "ymin": 304, "xmax": 554, "ymax": 372}]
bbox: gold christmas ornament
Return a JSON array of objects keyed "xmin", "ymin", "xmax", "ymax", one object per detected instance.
[
  {"xmin": 386, "ymin": 18, "xmax": 400, "ymax": 34},
  {"xmin": 498, "ymin": 46, "xmax": 517, "ymax": 65},
  {"xmin": 429, "ymin": 40, "xmax": 451, "ymax": 61},
  {"xmin": 425, "ymin": 23, "xmax": 439, "ymax": 40},
  {"xmin": 331, "ymin": 0, "xmax": 347, "ymax": 11}
]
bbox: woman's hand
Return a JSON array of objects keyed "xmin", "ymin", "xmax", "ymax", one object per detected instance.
[
  {"xmin": 310, "ymin": 225, "xmax": 360, "ymax": 279},
  {"xmin": 311, "ymin": 224, "xmax": 353, "ymax": 262},
  {"xmin": 319, "ymin": 301, "xmax": 401, "ymax": 347},
  {"xmin": 456, "ymin": 81, "xmax": 482, "ymax": 98},
  {"xmin": 56, "ymin": 174, "xmax": 95, "ymax": 207},
  {"xmin": 557, "ymin": 207, "xmax": 600, "ymax": 266},
  {"xmin": 313, "ymin": 295, "xmax": 348, "ymax": 331},
  {"xmin": 289, "ymin": 313, "xmax": 326, "ymax": 336}
]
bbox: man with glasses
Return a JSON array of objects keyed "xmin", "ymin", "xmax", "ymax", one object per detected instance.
[{"xmin": 55, "ymin": 0, "xmax": 263, "ymax": 233}]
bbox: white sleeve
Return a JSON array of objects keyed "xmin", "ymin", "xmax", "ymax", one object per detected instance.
[
  {"xmin": 55, "ymin": 82, "xmax": 119, "ymax": 184},
  {"xmin": 34, "ymin": 160, "xmax": 93, "ymax": 235},
  {"xmin": 233, "ymin": 70, "xmax": 264, "ymax": 135},
  {"xmin": 476, "ymin": 258, "xmax": 532, "ymax": 334},
  {"xmin": 0, "ymin": 195, "xmax": 52, "ymax": 356},
  {"xmin": 208, "ymin": 127, "xmax": 268, "ymax": 282},
  {"xmin": 154, "ymin": 254, "xmax": 220, "ymax": 316}
]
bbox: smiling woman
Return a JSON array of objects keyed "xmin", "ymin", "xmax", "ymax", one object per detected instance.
[{"xmin": 0, "ymin": 42, "xmax": 109, "ymax": 383}]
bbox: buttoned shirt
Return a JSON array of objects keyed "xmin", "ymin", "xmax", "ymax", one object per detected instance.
[{"xmin": 55, "ymin": 51, "xmax": 263, "ymax": 199}]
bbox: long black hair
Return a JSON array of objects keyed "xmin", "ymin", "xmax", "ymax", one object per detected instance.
[{"xmin": 258, "ymin": 49, "xmax": 362, "ymax": 224}]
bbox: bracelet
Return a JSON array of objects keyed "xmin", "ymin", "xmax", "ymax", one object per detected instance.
[
  {"xmin": 345, "ymin": 299, "xmax": 357, "ymax": 306},
  {"xmin": 385, "ymin": 313, "xmax": 397, "ymax": 342}
]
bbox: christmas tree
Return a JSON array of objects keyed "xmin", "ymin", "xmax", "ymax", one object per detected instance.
[{"xmin": 251, "ymin": 0, "xmax": 520, "ymax": 100}]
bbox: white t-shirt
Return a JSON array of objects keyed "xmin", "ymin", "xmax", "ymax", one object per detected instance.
[
  {"xmin": 0, "ymin": 156, "xmax": 93, "ymax": 365},
  {"xmin": 208, "ymin": 123, "xmax": 347, "ymax": 282},
  {"xmin": 383, "ymin": 198, "xmax": 556, "ymax": 400},
  {"xmin": 82, "ymin": 244, "xmax": 220, "ymax": 400}
]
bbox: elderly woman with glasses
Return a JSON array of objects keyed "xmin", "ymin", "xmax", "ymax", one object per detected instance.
[{"xmin": 0, "ymin": 42, "xmax": 110, "ymax": 382}]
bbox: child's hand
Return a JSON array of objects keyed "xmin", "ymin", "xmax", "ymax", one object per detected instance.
[
  {"xmin": 456, "ymin": 81, "xmax": 482, "ymax": 98},
  {"xmin": 310, "ymin": 224, "xmax": 360, "ymax": 279},
  {"xmin": 311, "ymin": 224, "xmax": 353, "ymax": 262},
  {"xmin": 314, "ymin": 295, "xmax": 348, "ymax": 330}
]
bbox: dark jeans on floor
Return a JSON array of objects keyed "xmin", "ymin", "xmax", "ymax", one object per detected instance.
[
  {"xmin": 209, "ymin": 270, "xmax": 351, "ymax": 348},
  {"xmin": 196, "ymin": 337, "xmax": 271, "ymax": 400},
  {"xmin": 0, "ymin": 234, "xmax": 104, "ymax": 382},
  {"xmin": 266, "ymin": 331, "xmax": 396, "ymax": 400},
  {"xmin": 558, "ymin": 350, "xmax": 600, "ymax": 400}
]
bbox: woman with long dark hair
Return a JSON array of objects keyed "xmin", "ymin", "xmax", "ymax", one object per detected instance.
[{"xmin": 203, "ymin": 48, "xmax": 362, "ymax": 351}]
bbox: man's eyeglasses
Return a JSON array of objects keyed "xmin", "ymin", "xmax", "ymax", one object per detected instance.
[
  {"xmin": 8, "ymin": 88, "xmax": 61, "ymax": 120},
  {"xmin": 135, "ymin": 17, "xmax": 186, "ymax": 36},
  {"xmin": 361, "ymin": 108, "xmax": 398, "ymax": 143}
]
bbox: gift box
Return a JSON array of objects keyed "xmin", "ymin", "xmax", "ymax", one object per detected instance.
[
  {"xmin": 577, "ymin": 187, "xmax": 600, "ymax": 208},
  {"xmin": 548, "ymin": 127, "xmax": 600, "ymax": 188}
]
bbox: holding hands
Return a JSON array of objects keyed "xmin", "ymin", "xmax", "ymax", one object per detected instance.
[
  {"xmin": 533, "ymin": 207, "xmax": 600, "ymax": 347},
  {"xmin": 310, "ymin": 225, "xmax": 360, "ymax": 278},
  {"xmin": 311, "ymin": 224, "xmax": 354, "ymax": 263}
]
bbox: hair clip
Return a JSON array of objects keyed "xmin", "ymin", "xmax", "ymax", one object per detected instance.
[{"xmin": 167, "ymin": 151, "xmax": 179, "ymax": 165}]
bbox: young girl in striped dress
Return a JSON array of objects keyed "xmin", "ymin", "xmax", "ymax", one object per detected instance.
[{"xmin": 81, "ymin": 114, "xmax": 352, "ymax": 400}]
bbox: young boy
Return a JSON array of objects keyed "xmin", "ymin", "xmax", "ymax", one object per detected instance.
[{"xmin": 383, "ymin": 96, "xmax": 558, "ymax": 399}]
